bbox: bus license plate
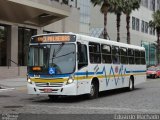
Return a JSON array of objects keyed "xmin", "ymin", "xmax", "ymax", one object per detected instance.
[{"xmin": 44, "ymin": 88, "xmax": 52, "ymax": 93}]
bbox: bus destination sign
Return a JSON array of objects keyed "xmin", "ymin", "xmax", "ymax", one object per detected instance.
[{"xmin": 31, "ymin": 34, "xmax": 76, "ymax": 43}]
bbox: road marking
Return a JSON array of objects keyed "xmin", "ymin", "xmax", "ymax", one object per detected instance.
[
  {"xmin": 48, "ymin": 105, "xmax": 159, "ymax": 112},
  {"xmin": 0, "ymin": 88, "xmax": 15, "ymax": 92},
  {"xmin": 28, "ymin": 104, "xmax": 160, "ymax": 113}
]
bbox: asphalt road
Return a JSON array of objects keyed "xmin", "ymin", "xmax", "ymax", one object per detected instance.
[{"xmin": 0, "ymin": 78, "xmax": 160, "ymax": 120}]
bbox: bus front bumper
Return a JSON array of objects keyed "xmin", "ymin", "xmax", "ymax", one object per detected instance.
[{"xmin": 27, "ymin": 83, "xmax": 77, "ymax": 96}]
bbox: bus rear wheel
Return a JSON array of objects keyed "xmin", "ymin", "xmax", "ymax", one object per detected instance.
[
  {"xmin": 128, "ymin": 77, "xmax": 134, "ymax": 91},
  {"xmin": 88, "ymin": 81, "xmax": 99, "ymax": 99}
]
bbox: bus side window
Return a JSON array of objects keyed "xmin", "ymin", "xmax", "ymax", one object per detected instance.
[
  {"xmin": 120, "ymin": 47, "xmax": 128, "ymax": 64},
  {"xmin": 89, "ymin": 42, "xmax": 101, "ymax": 64},
  {"xmin": 101, "ymin": 44, "xmax": 112, "ymax": 63},
  {"xmin": 112, "ymin": 46, "xmax": 120, "ymax": 64},
  {"xmin": 135, "ymin": 50, "xmax": 141, "ymax": 64},
  {"xmin": 140, "ymin": 51, "xmax": 146, "ymax": 65},
  {"xmin": 128, "ymin": 49, "xmax": 135, "ymax": 64},
  {"xmin": 78, "ymin": 42, "xmax": 88, "ymax": 69}
]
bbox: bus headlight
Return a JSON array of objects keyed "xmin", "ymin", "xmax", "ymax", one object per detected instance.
[
  {"xmin": 27, "ymin": 79, "xmax": 32, "ymax": 84},
  {"xmin": 67, "ymin": 76, "xmax": 74, "ymax": 84}
]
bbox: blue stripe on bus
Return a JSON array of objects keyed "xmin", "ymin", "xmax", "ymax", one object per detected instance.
[
  {"xmin": 75, "ymin": 72, "xmax": 94, "ymax": 76},
  {"xmin": 126, "ymin": 70, "xmax": 146, "ymax": 73},
  {"xmin": 28, "ymin": 70, "xmax": 146, "ymax": 78},
  {"xmin": 28, "ymin": 74, "xmax": 70, "ymax": 78}
]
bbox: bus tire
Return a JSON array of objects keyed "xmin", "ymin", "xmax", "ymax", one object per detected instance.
[
  {"xmin": 128, "ymin": 77, "xmax": 134, "ymax": 91},
  {"xmin": 48, "ymin": 95, "xmax": 59, "ymax": 101},
  {"xmin": 88, "ymin": 80, "xmax": 99, "ymax": 99}
]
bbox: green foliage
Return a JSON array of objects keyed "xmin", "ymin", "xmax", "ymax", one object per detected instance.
[
  {"xmin": 90, "ymin": 0, "xmax": 141, "ymax": 42},
  {"xmin": 149, "ymin": 10, "xmax": 160, "ymax": 31},
  {"xmin": 110, "ymin": 0, "xmax": 123, "ymax": 14},
  {"xmin": 149, "ymin": 10, "xmax": 160, "ymax": 63},
  {"xmin": 122, "ymin": 0, "xmax": 141, "ymax": 15},
  {"xmin": 90, "ymin": 0, "xmax": 102, "ymax": 6},
  {"xmin": 91, "ymin": 0, "xmax": 114, "ymax": 14}
]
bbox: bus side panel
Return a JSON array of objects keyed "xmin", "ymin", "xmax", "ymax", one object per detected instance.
[
  {"xmin": 76, "ymin": 67, "xmax": 91, "ymax": 95},
  {"xmin": 132, "ymin": 65, "xmax": 146, "ymax": 85},
  {"xmin": 98, "ymin": 64, "xmax": 130, "ymax": 91}
]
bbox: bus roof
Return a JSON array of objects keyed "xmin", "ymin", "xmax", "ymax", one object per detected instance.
[
  {"xmin": 32, "ymin": 33, "xmax": 145, "ymax": 51},
  {"xmin": 75, "ymin": 33, "xmax": 145, "ymax": 51}
]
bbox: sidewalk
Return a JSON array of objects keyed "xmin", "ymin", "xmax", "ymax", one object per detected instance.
[{"xmin": 0, "ymin": 77, "xmax": 26, "ymax": 89}]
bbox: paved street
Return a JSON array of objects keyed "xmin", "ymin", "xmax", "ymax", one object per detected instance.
[{"xmin": 0, "ymin": 78, "xmax": 160, "ymax": 120}]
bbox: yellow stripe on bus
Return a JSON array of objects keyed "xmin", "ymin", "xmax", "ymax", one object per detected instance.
[
  {"xmin": 30, "ymin": 73, "xmax": 146, "ymax": 83},
  {"xmin": 30, "ymin": 78, "xmax": 68, "ymax": 83}
]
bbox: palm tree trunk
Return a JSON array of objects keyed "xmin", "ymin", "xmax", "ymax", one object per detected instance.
[
  {"xmin": 117, "ymin": 13, "xmax": 121, "ymax": 42},
  {"xmin": 126, "ymin": 14, "xmax": 130, "ymax": 44},
  {"xmin": 104, "ymin": 12, "xmax": 108, "ymax": 39}
]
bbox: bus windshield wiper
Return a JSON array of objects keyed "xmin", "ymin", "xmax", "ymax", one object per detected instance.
[
  {"xmin": 52, "ymin": 51, "xmax": 75, "ymax": 59},
  {"xmin": 52, "ymin": 43, "xmax": 65, "ymax": 58}
]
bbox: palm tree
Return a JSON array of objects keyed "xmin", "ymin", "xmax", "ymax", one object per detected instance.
[
  {"xmin": 110, "ymin": 0, "xmax": 123, "ymax": 42},
  {"xmin": 91, "ymin": 0, "xmax": 113, "ymax": 39},
  {"xmin": 122, "ymin": 0, "xmax": 141, "ymax": 44},
  {"xmin": 149, "ymin": 10, "xmax": 160, "ymax": 64}
]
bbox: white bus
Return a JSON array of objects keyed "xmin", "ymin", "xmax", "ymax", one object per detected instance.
[{"xmin": 27, "ymin": 33, "xmax": 146, "ymax": 99}]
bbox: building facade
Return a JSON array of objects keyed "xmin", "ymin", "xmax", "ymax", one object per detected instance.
[
  {"xmin": 0, "ymin": 0, "xmax": 158, "ymax": 78},
  {"xmin": 90, "ymin": 0, "xmax": 158, "ymax": 66},
  {"xmin": 0, "ymin": 0, "xmax": 79, "ymax": 67}
]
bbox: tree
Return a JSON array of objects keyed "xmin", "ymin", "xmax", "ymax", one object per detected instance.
[
  {"xmin": 91, "ymin": 0, "xmax": 114, "ymax": 39},
  {"xmin": 149, "ymin": 10, "xmax": 160, "ymax": 64},
  {"xmin": 122, "ymin": 0, "xmax": 141, "ymax": 44},
  {"xmin": 110, "ymin": 0, "xmax": 123, "ymax": 42}
]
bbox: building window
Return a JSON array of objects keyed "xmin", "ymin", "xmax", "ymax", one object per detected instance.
[
  {"xmin": 150, "ymin": 0, "xmax": 155, "ymax": 11},
  {"xmin": 0, "ymin": 25, "xmax": 8, "ymax": 66},
  {"xmin": 18, "ymin": 27, "xmax": 37, "ymax": 66},
  {"xmin": 141, "ymin": 21, "xmax": 145, "ymax": 33},
  {"xmin": 141, "ymin": 41, "xmax": 156, "ymax": 66},
  {"xmin": 157, "ymin": 0, "xmax": 160, "ymax": 10},
  {"xmin": 132, "ymin": 17, "xmax": 136, "ymax": 30},
  {"xmin": 149, "ymin": 27, "xmax": 155, "ymax": 36},
  {"xmin": 145, "ymin": 22, "xmax": 149, "ymax": 34},
  {"xmin": 141, "ymin": 20, "xmax": 149, "ymax": 34},
  {"xmin": 149, "ymin": 27, "xmax": 153, "ymax": 35},
  {"xmin": 132, "ymin": 17, "xmax": 139, "ymax": 31},
  {"xmin": 136, "ymin": 18, "xmax": 140, "ymax": 31},
  {"xmin": 141, "ymin": 0, "xmax": 148, "ymax": 8}
]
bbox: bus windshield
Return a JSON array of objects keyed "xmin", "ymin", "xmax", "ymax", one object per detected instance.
[{"xmin": 28, "ymin": 43, "xmax": 76, "ymax": 75}]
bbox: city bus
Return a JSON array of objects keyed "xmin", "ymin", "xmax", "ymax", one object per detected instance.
[{"xmin": 27, "ymin": 33, "xmax": 146, "ymax": 99}]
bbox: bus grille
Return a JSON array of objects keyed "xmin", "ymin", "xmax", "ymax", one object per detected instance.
[{"xmin": 35, "ymin": 82, "xmax": 64, "ymax": 87}]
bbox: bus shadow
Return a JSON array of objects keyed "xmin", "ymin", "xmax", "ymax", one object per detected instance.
[
  {"xmin": 31, "ymin": 88, "xmax": 142, "ymax": 103},
  {"xmin": 98, "ymin": 87, "xmax": 141, "ymax": 98},
  {"xmin": 31, "ymin": 95, "xmax": 89, "ymax": 103}
]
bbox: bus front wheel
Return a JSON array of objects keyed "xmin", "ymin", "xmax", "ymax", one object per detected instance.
[{"xmin": 88, "ymin": 81, "xmax": 99, "ymax": 99}]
